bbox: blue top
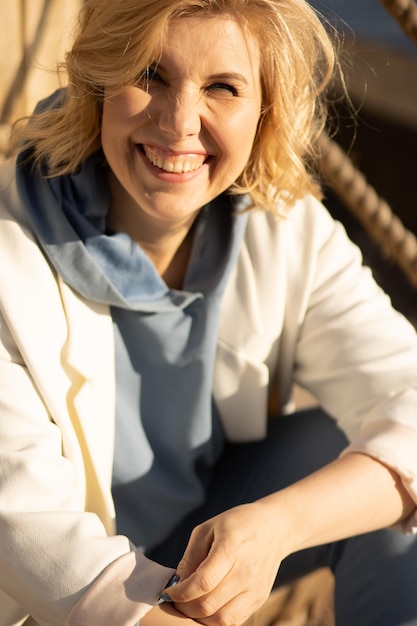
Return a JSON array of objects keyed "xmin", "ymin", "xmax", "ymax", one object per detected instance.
[
  {"xmin": 111, "ymin": 197, "xmax": 248, "ymax": 548},
  {"xmin": 16, "ymin": 134, "xmax": 249, "ymax": 549}
]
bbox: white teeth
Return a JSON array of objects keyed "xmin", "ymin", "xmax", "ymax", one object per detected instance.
[{"xmin": 143, "ymin": 147, "xmax": 205, "ymax": 174}]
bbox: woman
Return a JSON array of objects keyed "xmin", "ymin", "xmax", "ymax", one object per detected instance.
[{"xmin": 1, "ymin": 0, "xmax": 417, "ymax": 625}]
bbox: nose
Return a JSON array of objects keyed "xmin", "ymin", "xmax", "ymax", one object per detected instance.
[{"xmin": 155, "ymin": 90, "xmax": 202, "ymax": 138}]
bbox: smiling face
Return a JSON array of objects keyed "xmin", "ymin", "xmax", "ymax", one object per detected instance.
[{"xmin": 101, "ymin": 15, "xmax": 262, "ymax": 235}]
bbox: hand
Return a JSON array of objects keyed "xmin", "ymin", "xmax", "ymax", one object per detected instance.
[{"xmin": 165, "ymin": 501, "xmax": 285, "ymax": 626}]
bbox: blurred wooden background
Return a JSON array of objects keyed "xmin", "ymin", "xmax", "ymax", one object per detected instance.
[{"xmin": 0, "ymin": 0, "xmax": 83, "ymax": 155}]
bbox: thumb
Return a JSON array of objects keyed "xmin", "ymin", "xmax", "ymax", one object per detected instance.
[{"xmin": 170, "ymin": 526, "xmax": 235, "ymax": 604}]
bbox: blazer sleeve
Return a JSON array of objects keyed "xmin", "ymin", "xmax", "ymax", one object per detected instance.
[{"xmin": 292, "ymin": 198, "xmax": 417, "ymax": 531}]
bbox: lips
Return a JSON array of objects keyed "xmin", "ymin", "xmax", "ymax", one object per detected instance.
[{"xmin": 142, "ymin": 144, "xmax": 209, "ymax": 174}]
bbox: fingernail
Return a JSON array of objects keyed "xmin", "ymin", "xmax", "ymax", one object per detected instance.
[
  {"xmin": 165, "ymin": 574, "xmax": 181, "ymax": 588},
  {"xmin": 157, "ymin": 591, "xmax": 173, "ymax": 604},
  {"xmin": 156, "ymin": 574, "xmax": 180, "ymax": 604}
]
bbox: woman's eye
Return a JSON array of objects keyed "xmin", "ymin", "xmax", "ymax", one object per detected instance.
[
  {"xmin": 148, "ymin": 70, "xmax": 164, "ymax": 83},
  {"xmin": 207, "ymin": 83, "xmax": 238, "ymax": 96},
  {"xmin": 136, "ymin": 67, "xmax": 164, "ymax": 89}
]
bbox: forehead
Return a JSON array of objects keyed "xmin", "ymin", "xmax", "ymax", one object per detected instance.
[{"xmin": 160, "ymin": 16, "xmax": 260, "ymax": 75}]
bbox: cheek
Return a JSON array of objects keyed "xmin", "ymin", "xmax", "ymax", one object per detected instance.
[
  {"xmin": 105, "ymin": 88, "xmax": 151, "ymax": 126},
  {"xmin": 102, "ymin": 92, "xmax": 139, "ymax": 135},
  {"xmin": 101, "ymin": 111, "xmax": 126, "ymax": 180},
  {"xmin": 101, "ymin": 103, "xmax": 118, "ymax": 150},
  {"xmin": 227, "ymin": 112, "xmax": 259, "ymax": 163},
  {"xmin": 101, "ymin": 98, "xmax": 134, "ymax": 161}
]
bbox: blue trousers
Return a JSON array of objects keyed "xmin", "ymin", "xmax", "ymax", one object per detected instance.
[{"xmin": 147, "ymin": 409, "xmax": 417, "ymax": 625}]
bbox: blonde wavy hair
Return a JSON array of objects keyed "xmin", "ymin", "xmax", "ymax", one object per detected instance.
[{"xmin": 12, "ymin": 0, "xmax": 338, "ymax": 213}]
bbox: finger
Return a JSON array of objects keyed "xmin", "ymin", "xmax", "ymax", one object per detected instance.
[
  {"xmin": 174, "ymin": 559, "xmax": 272, "ymax": 621},
  {"xmin": 175, "ymin": 524, "xmax": 214, "ymax": 582},
  {"xmin": 194, "ymin": 591, "xmax": 263, "ymax": 626},
  {"xmin": 174, "ymin": 569, "xmax": 239, "ymax": 620},
  {"xmin": 170, "ymin": 535, "xmax": 235, "ymax": 603},
  {"xmin": 157, "ymin": 574, "xmax": 181, "ymax": 603}
]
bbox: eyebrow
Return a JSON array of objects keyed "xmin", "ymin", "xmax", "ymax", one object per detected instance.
[
  {"xmin": 150, "ymin": 64, "xmax": 250, "ymax": 85},
  {"xmin": 206, "ymin": 72, "xmax": 250, "ymax": 85}
]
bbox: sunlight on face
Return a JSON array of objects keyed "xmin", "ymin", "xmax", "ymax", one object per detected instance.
[{"xmin": 102, "ymin": 16, "xmax": 262, "ymax": 231}]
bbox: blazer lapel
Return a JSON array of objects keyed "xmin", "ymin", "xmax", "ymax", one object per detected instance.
[{"xmin": 59, "ymin": 278, "xmax": 116, "ymax": 530}]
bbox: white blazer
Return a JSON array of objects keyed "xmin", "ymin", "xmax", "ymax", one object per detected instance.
[{"xmin": 1, "ymin": 157, "xmax": 417, "ymax": 625}]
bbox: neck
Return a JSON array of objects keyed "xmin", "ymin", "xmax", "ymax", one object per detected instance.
[
  {"xmin": 106, "ymin": 175, "xmax": 198, "ymax": 289},
  {"xmin": 140, "ymin": 223, "xmax": 196, "ymax": 289}
]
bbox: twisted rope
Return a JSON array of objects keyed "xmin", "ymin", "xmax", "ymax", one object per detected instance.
[
  {"xmin": 378, "ymin": 0, "xmax": 417, "ymax": 46},
  {"xmin": 317, "ymin": 131, "xmax": 417, "ymax": 289},
  {"xmin": 318, "ymin": 0, "xmax": 417, "ymax": 291}
]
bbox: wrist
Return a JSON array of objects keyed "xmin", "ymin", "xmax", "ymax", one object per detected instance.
[
  {"xmin": 257, "ymin": 489, "xmax": 306, "ymax": 558},
  {"xmin": 141, "ymin": 602, "xmax": 197, "ymax": 625}
]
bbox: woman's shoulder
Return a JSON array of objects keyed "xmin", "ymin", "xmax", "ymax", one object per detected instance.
[
  {"xmin": 244, "ymin": 194, "xmax": 338, "ymax": 259},
  {"xmin": 0, "ymin": 157, "xmax": 49, "ymax": 285}
]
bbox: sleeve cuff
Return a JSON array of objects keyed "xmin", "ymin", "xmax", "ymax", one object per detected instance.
[
  {"xmin": 66, "ymin": 549, "xmax": 175, "ymax": 626},
  {"xmin": 341, "ymin": 420, "xmax": 417, "ymax": 534}
]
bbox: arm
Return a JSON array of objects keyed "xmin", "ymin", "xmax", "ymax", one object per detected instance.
[
  {"xmin": 165, "ymin": 452, "xmax": 414, "ymax": 626},
  {"xmin": 266, "ymin": 451, "xmax": 414, "ymax": 552},
  {"xmin": 164, "ymin": 201, "xmax": 417, "ymax": 625}
]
